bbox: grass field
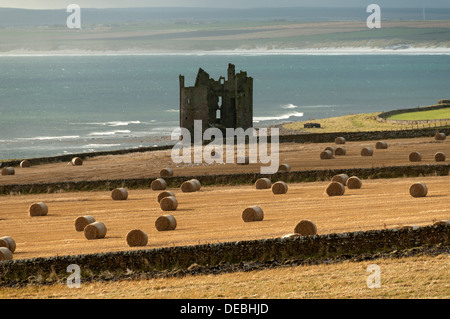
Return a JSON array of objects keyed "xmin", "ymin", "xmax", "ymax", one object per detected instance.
[
  {"xmin": 0, "ymin": 254, "xmax": 448, "ymax": 299},
  {"xmin": 388, "ymin": 108, "xmax": 450, "ymax": 121}
]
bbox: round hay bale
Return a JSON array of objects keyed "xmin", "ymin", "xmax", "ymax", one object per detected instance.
[
  {"xmin": 111, "ymin": 188, "xmax": 128, "ymax": 200},
  {"xmin": 332, "ymin": 174, "xmax": 349, "ymax": 185},
  {"xmin": 237, "ymin": 156, "xmax": 249, "ymax": 165},
  {"xmin": 84, "ymin": 222, "xmax": 107, "ymax": 240},
  {"xmin": 325, "ymin": 146, "xmax": 335, "ymax": 154},
  {"xmin": 255, "ymin": 178, "xmax": 271, "ymax": 189},
  {"xmin": 361, "ymin": 147, "xmax": 373, "ymax": 156},
  {"xmin": 159, "ymin": 168, "xmax": 173, "ymax": 178},
  {"xmin": 71, "ymin": 157, "xmax": 83, "ymax": 166},
  {"xmin": 433, "ymin": 220, "xmax": 450, "ymax": 226},
  {"xmin": 0, "ymin": 247, "xmax": 13, "ymax": 261},
  {"xmin": 272, "ymin": 181, "xmax": 288, "ymax": 194},
  {"xmin": 281, "ymin": 233, "xmax": 301, "ymax": 239},
  {"xmin": 375, "ymin": 141, "xmax": 388, "ymax": 149},
  {"xmin": 335, "ymin": 147, "xmax": 346, "ymax": 156},
  {"xmin": 294, "ymin": 220, "xmax": 317, "ymax": 236},
  {"xmin": 28, "ymin": 202, "xmax": 48, "ymax": 217},
  {"xmin": 335, "ymin": 137, "xmax": 346, "ymax": 144},
  {"xmin": 320, "ymin": 150, "xmax": 333, "ymax": 160},
  {"xmin": 409, "ymin": 182, "xmax": 428, "ymax": 198},
  {"xmin": 126, "ymin": 229, "xmax": 148, "ymax": 247},
  {"xmin": 157, "ymin": 191, "xmax": 175, "ymax": 203},
  {"xmin": 151, "ymin": 178, "xmax": 167, "ymax": 191},
  {"xmin": 160, "ymin": 196, "xmax": 178, "ymax": 211},
  {"xmin": 155, "ymin": 214, "xmax": 177, "ymax": 231},
  {"xmin": 434, "ymin": 152, "xmax": 446, "ymax": 162},
  {"xmin": 190, "ymin": 179, "xmax": 201, "ymax": 191},
  {"xmin": 20, "ymin": 160, "xmax": 31, "ymax": 168},
  {"xmin": 278, "ymin": 163, "xmax": 291, "ymax": 173},
  {"xmin": 74, "ymin": 215, "xmax": 96, "ymax": 232},
  {"xmin": 326, "ymin": 181, "xmax": 345, "ymax": 196},
  {"xmin": 346, "ymin": 176, "xmax": 362, "ymax": 189},
  {"xmin": 242, "ymin": 206, "xmax": 264, "ymax": 222},
  {"xmin": 181, "ymin": 180, "xmax": 197, "ymax": 193},
  {"xmin": 1, "ymin": 167, "xmax": 15, "ymax": 176},
  {"xmin": 0, "ymin": 236, "xmax": 16, "ymax": 253},
  {"xmin": 435, "ymin": 132, "xmax": 446, "ymax": 141},
  {"xmin": 409, "ymin": 151, "xmax": 422, "ymax": 162}
]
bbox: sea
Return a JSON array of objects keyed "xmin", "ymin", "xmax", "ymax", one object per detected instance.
[{"xmin": 1, "ymin": 51, "xmax": 450, "ymax": 160}]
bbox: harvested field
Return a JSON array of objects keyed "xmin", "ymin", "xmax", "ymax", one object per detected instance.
[
  {"xmin": 0, "ymin": 136, "xmax": 448, "ymax": 185},
  {"xmin": 0, "ymin": 175, "xmax": 448, "ymax": 261}
]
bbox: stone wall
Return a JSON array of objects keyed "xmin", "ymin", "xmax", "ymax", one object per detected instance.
[
  {"xmin": 1, "ymin": 164, "xmax": 449, "ymax": 196},
  {"xmin": 376, "ymin": 104, "xmax": 450, "ymax": 125},
  {"xmin": 0, "ymin": 224, "xmax": 448, "ymax": 286}
]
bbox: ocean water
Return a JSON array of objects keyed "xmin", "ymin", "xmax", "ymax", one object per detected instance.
[{"xmin": 1, "ymin": 53, "xmax": 450, "ymax": 160}]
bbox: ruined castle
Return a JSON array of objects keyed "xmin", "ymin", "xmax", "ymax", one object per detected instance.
[{"xmin": 179, "ymin": 63, "xmax": 253, "ymax": 138}]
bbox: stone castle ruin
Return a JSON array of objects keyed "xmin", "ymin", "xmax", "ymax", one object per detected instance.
[{"xmin": 179, "ymin": 63, "xmax": 253, "ymax": 138}]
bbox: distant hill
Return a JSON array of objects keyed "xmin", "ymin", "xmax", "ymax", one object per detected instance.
[{"xmin": 0, "ymin": 7, "xmax": 449, "ymax": 27}]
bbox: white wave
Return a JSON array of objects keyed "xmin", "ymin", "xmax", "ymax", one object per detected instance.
[
  {"xmin": 165, "ymin": 109, "xmax": 179, "ymax": 113},
  {"xmin": 106, "ymin": 121, "xmax": 141, "ymax": 127},
  {"xmin": 88, "ymin": 130, "xmax": 131, "ymax": 136},
  {"xmin": 281, "ymin": 104, "xmax": 298, "ymax": 109},
  {"xmin": 15, "ymin": 135, "xmax": 80, "ymax": 141},
  {"xmin": 84, "ymin": 144, "xmax": 121, "ymax": 148},
  {"xmin": 253, "ymin": 111, "xmax": 304, "ymax": 123}
]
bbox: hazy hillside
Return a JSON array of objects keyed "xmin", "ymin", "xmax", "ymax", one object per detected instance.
[{"xmin": 0, "ymin": 7, "xmax": 449, "ymax": 27}]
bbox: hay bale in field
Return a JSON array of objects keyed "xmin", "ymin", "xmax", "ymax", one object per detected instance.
[
  {"xmin": 335, "ymin": 137, "xmax": 346, "ymax": 144},
  {"xmin": 325, "ymin": 146, "xmax": 336, "ymax": 154},
  {"xmin": 278, "ymin": 163, "xmax": 291, "ymax": 173},
  {"xmin": 111, "ymin": 188, "xmax": 128, "ymax": 200},
  {"xmin": 320, "ymin": 150, "xmax": 333, "ymax": 160},
  {"xmin": 242, "ymin": 206, "xmax": 264, "ymax": 222},
  {"xmin": 332, "ymin": 173, "xmax": 349, "ymax": 185},
  {"xmin": 1, "ymin": 167, "xmax": 15, "ymax": 176},
  {"xmin": 71, "ymin": 157, "xmax": 83, "ymax": 166},
  {"xmin": 151, "ymin": 178, "xmax": 167, "ymax": 191},
  {"xmin": 435, "ymin": 132, "xmax": 446, "ymax": 141},
  {"xmin": 159, "ymin": 168, "xmax": 173, "ymax": 178},
  {"xmin": 157, "ymin": 191, "xmax": 175, "ymax": 203},
  {"xmin": 346, "ymin": 176, "xmax": 362, "ymax": 189},
  {"xmin": 74, "ymin": 215, "xmax": 96, "ymax": 232},
  {"xmin": 28, "ymin": 202, "xmax": 48, "ymax": 217},
  {"xmin": 375, "ymin": 141, "xmax": 388, "ymax": 149},
  {"xmin": 326, "ymin": 181, "xmax": 345, "ymax": 196},
  {"xmin": 190, "ymin": 179, "xmax": 201, "ymax": 191},
  {"xmin": 400, "ymin": 225, "xmax": 419, "ymax": 230},
  {"xmin": 155, "ymin": 214, "xmax": 177, "ymax": 231},
  {"xmin": 434, "ymin": 152, "xmax": 446, "ymax": 162},
  {"xmin": 335, "ymin": 147, "xmax": 346, "ymax": 156},
  {"xmin": 281, "ymin": 233, "xmax": 301, "ymax": 238},
  {"xmin": 0, "ymin": 236, "xmax": 16, "ymax": 253},
  {"xmin": 20, "ymin": 160, "xmax": 31, "ymax": 168},
  {"xmin": 272, "ymin": 181, "xmax": 288, "ymax": 194},
  {"xmin": 409, "ymin": 151, "xmax": 422, "ymax": 162},
  {"xmin": 294, "ymin": 220, "xmax": 317, "ymax": 236},
  {"xmin": 181, "ymin": 180, "xmax": 197, "ymax": 193},
  {"xmin": 255, "ymin": 178, "xmax": 271, "ymax": 189},
  {"xmin": 126, "ymin": 229, "xmax": 148, "ymax": 247},
  {"xmin": 84, "ymin": 221, "xmax": 107, "ymax": 240},
  {"xmin": 237, "ymin": 156, "xmax": 250, "ymax": 165},
  {"xmin": 433, "ymin": 220, "xmax": 450, "ymax": 226},
  {"xmin": 361, "ymin": 147, "xmax": 373, "ymax": 156},
  {"xmin": 160, "ymin": 196, "xmax": 178, "ymax": 211},
  {"xmin": 0, "ymin": 247, "xmax": 13, "ymax": 261},
  {"xmin": 409, "ymin": 182, "xmax": 428, "ymax": 198}
]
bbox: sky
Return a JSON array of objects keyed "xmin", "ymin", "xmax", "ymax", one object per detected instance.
[{"xmin": 1, "ymin": 0, "xmax": 449, "ymax": 9}]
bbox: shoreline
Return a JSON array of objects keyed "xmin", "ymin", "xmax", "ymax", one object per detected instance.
[{"xmin": 1, "ymin": 46, "xmax": 450, "ymax": 57}]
